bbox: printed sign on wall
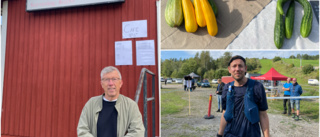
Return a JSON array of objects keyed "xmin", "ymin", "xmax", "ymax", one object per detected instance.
[
  {"xmin": 115, "ymin": 41, "xmax": 133, "ymax": 65},
  {"xmin": 136, "ymin": 40, "xmax": 155, "ymax": 66}
]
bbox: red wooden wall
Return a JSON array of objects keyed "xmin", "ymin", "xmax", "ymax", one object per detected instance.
[{"xmin": 1, "ymin": 0, "xmax": 159, "ymax": 136}]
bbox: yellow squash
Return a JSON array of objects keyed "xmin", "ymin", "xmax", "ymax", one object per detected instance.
[
  {"xmin": 200, "ymin": 0, "xmax": 218, "ymax": 36},
  {"xmin": 194, "ymin": 0, "xmax": 206, "ymax": 27},
  {"xmin": 182, "ymin": 0, "xmax": 198, "ymax": 32}
]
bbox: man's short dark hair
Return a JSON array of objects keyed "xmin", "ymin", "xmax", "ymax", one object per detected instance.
[{"xmin": 228, "ymin": 55, "xmax": 246, "ymax": 66}]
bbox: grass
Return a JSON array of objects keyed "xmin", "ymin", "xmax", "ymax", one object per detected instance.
[
  {"xmin": 161, "ymin": 89, "xmax": 188, "ymax": 115},
  {"xmin": 267, "ymin": 89, "xmax": 319, "ymax": 122},
  {"xmin": 258, "ymin": 59, "xmax": 319, "ymax": 85},
  {"xmin": 282, "ymin": 58, "xmax": 319, "ymax": 68}
]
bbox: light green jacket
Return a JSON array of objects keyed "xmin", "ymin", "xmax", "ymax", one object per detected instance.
[{"xmin": 77, "ymin": 94, "xmax": 145, "ymax": 137}]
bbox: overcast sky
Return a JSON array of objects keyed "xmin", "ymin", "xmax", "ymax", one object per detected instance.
[{"xmin": 161, "ymin": 50, "xmax": 319, "ymax": 60}]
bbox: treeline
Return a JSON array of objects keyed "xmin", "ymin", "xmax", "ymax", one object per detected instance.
[
  {"xmin": 289, "ymin": 54, "xmax": 319, "ymax": 60},
  {"xmin": 161, "ymin": 52, "xmax": 261, "ymax": 80}
]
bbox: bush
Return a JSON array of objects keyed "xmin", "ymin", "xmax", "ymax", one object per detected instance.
[
  {"xmin": 288, "ymin": 63, "xmax": 295, "ymax": 68},
  {"xmin": 273, "ymin": 56, "xmax": 281, "ymax": 62},
  {"xmin": 302, "ymin": 64, "xmax": 314, "ymax": 74}
]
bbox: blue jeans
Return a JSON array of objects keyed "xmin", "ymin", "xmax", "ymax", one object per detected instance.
[
  {"xmin": 290, "ymin": 100, "xmax": 300, "ymax": 110},
  {"xmin": 217, "ymin": 95, "xmax": 222, "ymax": 110}
]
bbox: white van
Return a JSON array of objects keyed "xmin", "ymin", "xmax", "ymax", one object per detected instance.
[{"xmin": 308, "ymin": 79, "xmax": 319, "ymax": 85}]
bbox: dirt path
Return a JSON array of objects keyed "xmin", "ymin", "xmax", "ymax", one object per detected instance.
[{"xmin": 161, "ymin": 84, "xmax": 319, "ymax": 137}]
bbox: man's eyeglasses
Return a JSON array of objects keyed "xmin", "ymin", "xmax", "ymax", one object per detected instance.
[{"xmin": 101, "ymin": 78, "xmax": 120, "ymax": 82}]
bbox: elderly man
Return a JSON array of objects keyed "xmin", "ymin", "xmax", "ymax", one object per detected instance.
[
  {"xmin": 282, "ymin": 78, "xmax": 292, "ymax": 115},
  {"xmin": 217, "ymin": 55, "xmax": 269, "ymax": 137},
  {"xmin": 290, "ymin": 78, "xmax": 303, "ymax": 121},
  {"xmin": 77, "ymin": 66, "xmax": 145, "ymax": 137}
]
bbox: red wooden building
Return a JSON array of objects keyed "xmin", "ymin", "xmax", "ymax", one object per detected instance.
[{"xmin": 1, "ymin": 0, "xmax": 160, "ymax": 136}]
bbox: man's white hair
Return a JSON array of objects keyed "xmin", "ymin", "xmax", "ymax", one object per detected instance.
[{"xmin": 100, "ymin": 66, "xmax": 122, "ymax": 80}]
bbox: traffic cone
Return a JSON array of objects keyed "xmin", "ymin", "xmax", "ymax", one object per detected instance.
[{"xmin": 204, "ymin": 94, "xmax": 214, "ymax": 119}]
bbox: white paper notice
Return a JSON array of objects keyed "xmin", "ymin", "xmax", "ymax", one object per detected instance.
[
  {"xmin": 122, "ymin": 20, "xmax": 147, "ymax": 39},
  {"xmin": 136, "ymin": 40, "xmax": 155, "ymax": 66},
  {"xmin": 115, "ymin": 41, "xmax": 133, "ymax": 65}
]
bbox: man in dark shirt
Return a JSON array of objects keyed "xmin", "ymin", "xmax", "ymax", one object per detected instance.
[
  {"xmin": 215, "ymin": 79, "xmax": 225, "ymax": 112},
  {"xmin": 217, "ymin": 55, "xmax": 270, "ymax": 137}
]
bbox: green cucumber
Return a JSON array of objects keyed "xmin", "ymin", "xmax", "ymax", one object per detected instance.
[
  {"xmin": 295, "ymin": 0, "xmax": 313, "ymax": 38},
  {"xmin": 285, "ymin": 1, "xmax": 295, "ymax": 39},
  {"xmin": 274, "ymin": 7, "xmax": 285, "ymax": 49},
  {"xmin": 277, "ymin": 0, "xmax": 292, "ymax": 15},
  {"xmin": 208, "ymin": 0, "xmax": 218, "ymax": 17}
]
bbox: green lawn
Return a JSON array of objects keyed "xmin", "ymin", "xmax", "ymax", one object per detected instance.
[
  {"xmin": 282, "ymin": 58, "xmax": 319, "ymax": 68},
  {"xmin": 258, "ymin": 59, "xmax": 319, "ymax": 85},
  {"xmin": 267, "ymin": 99, "xmax": 319, "ymax": 122},
  {"xmin": 161, "ymin": 89, "xmax": 188, "ymax": 115}
]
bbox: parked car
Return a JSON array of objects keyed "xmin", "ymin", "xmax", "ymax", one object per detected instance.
[
  {"xmin": 167, "ymin": 78, "xmax": 172, "ymax": 83},
  {"xmin": 308, "ymin": 79, "xmax": 319, "ymax": 85},
  {"xmin": 172, "ymin": 78, "xmax": 177, "ymax": 82},
  {"xmin": 161, "ymin": 77, "xmax": 165, "ymax": 82},
  {"xmin": 197, "ymin": 79, "xmax": 211, "ymax": 87},
  {"xmin": 175, "ymin": 78, "xmax": 183, "ymax": 84},
  {"xmin": 211, "ymin": 79, "xmax": 218, "ymax": 84}
]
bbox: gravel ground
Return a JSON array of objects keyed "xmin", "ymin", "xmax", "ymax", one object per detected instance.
[{"xmin": 161, "ymin": 84, "xmax": 319, "ymax": 137}]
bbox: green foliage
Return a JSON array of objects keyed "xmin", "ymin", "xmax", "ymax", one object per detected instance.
[
  {"xmin": 282, "ymin": 58, "xmax": 319, "ymax": 68},
  {"xmin": 273, "ymin": 56, "xmax": 281, "ymax": 62},
  {"xmin": 288, "ymin": 63, "xmax": 295, "ymax": 68},
  {"xmin": 317, "ymin": 71, "xmax": 319, "ymax": 80},
  {"xmin": 179, "ymin": 58, "xmax": 199, "ymax": 76},
  {"xmin": 170, "ymin": 69, "xmax": 179, "ymax": 78},
  {"xmin": 246, "ymin": 58, "xmax": 262, "ymax": 72},
  {"xmin": 197, "ymin": 67, "xmax": 206, "ymax": 78},
  {"xmin": 302, "ymin": 64, "xmax": 314, "ymax": 74},
  {"xmin": 289, "ymin": 55, "xmax": 296, "ymax": 59},
  {"xmin": 203, "ymin": 69, "xmax": 215, "ymax": 80},
  {"xmin": 214, "ymin": 69, "xmax": 230, "ymax": 79}
]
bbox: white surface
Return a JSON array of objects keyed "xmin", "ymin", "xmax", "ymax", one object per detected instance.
[
  {"xmin": 1, "ymin": 1, "xmax": 8, "ymax": 134},
  {"xmin": 115, "ymin": 41, "xmax": 133, "ymax": 65},
  {"xmin": 136, "ymin": 40, "xmax": 155, "ymax": 66},
  {"xmin": 122, "ymin": 20, "xmax": 148, "ymax": 39},
  {"xmin": 26, "ymin": 0, "xmax": 124, "ymax": 11},
  {"xmin": 227, "ymin": 0, "xmax": 319, "ymax": 49}
]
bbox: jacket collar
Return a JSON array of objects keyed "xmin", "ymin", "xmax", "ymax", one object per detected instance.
[{"xmin": 95, "ymin": 93, "xmax": 124, "ymax": 114}]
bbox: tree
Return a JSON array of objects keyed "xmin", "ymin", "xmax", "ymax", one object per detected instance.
[
  {"xmin": 302, "ymin": 64, "xmax": 314, "ymax": 74},
  {"xmin": 170, "ymin": 69, "xmax": 179, "ymax": 78},
  {"xmin": 214, "ymin": 69, "xmax": 230, "ymax": 79},
  {"xmin": 179, "ymin": 58, "xmax": 199, "ymax": 76},
  {"xmin": 289, "ymin": 55, "xmax": 296, "ymax": 59},
  {"xmin": 200, "ymin": 51, "xmax": 211, "ymax": 70},
  {"xmin": 161, "ymin": 59, "xmax": 174, "ymax": 77},
  {"xmin": 296, "ymin": 54, "xmax": 301, "ymax": 59},
  {"xmin": 197, "ymin": 67, "xmax": 206, "ymax": 79},
  {"xmin": 273, "ymin": 56, "xmax": 281, "ymax": 62},
  {"xmin": 204, "ymin": 69, "xmax": 215, "ymax": 80},
  {"xmin": 246, "ymin": 58, "xmax": 261, "ymax": 72},
  {"xmin": 302, "ymin": 54, "xmax": 310, "ymax": 60}
]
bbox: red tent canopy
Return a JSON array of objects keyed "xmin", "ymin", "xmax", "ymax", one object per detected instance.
[{"xmin": 251, "ymin": 67, "xmax": 288, "ymax": 81}]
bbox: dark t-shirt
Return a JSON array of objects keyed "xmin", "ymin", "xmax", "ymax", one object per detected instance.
[
  {"xmin": 97, "ymin": 99, "xmax": 118, "ymax": 137},
  {"xmin": 222, "ymin": 80, "xmax": 268, "ymax": 137}
]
